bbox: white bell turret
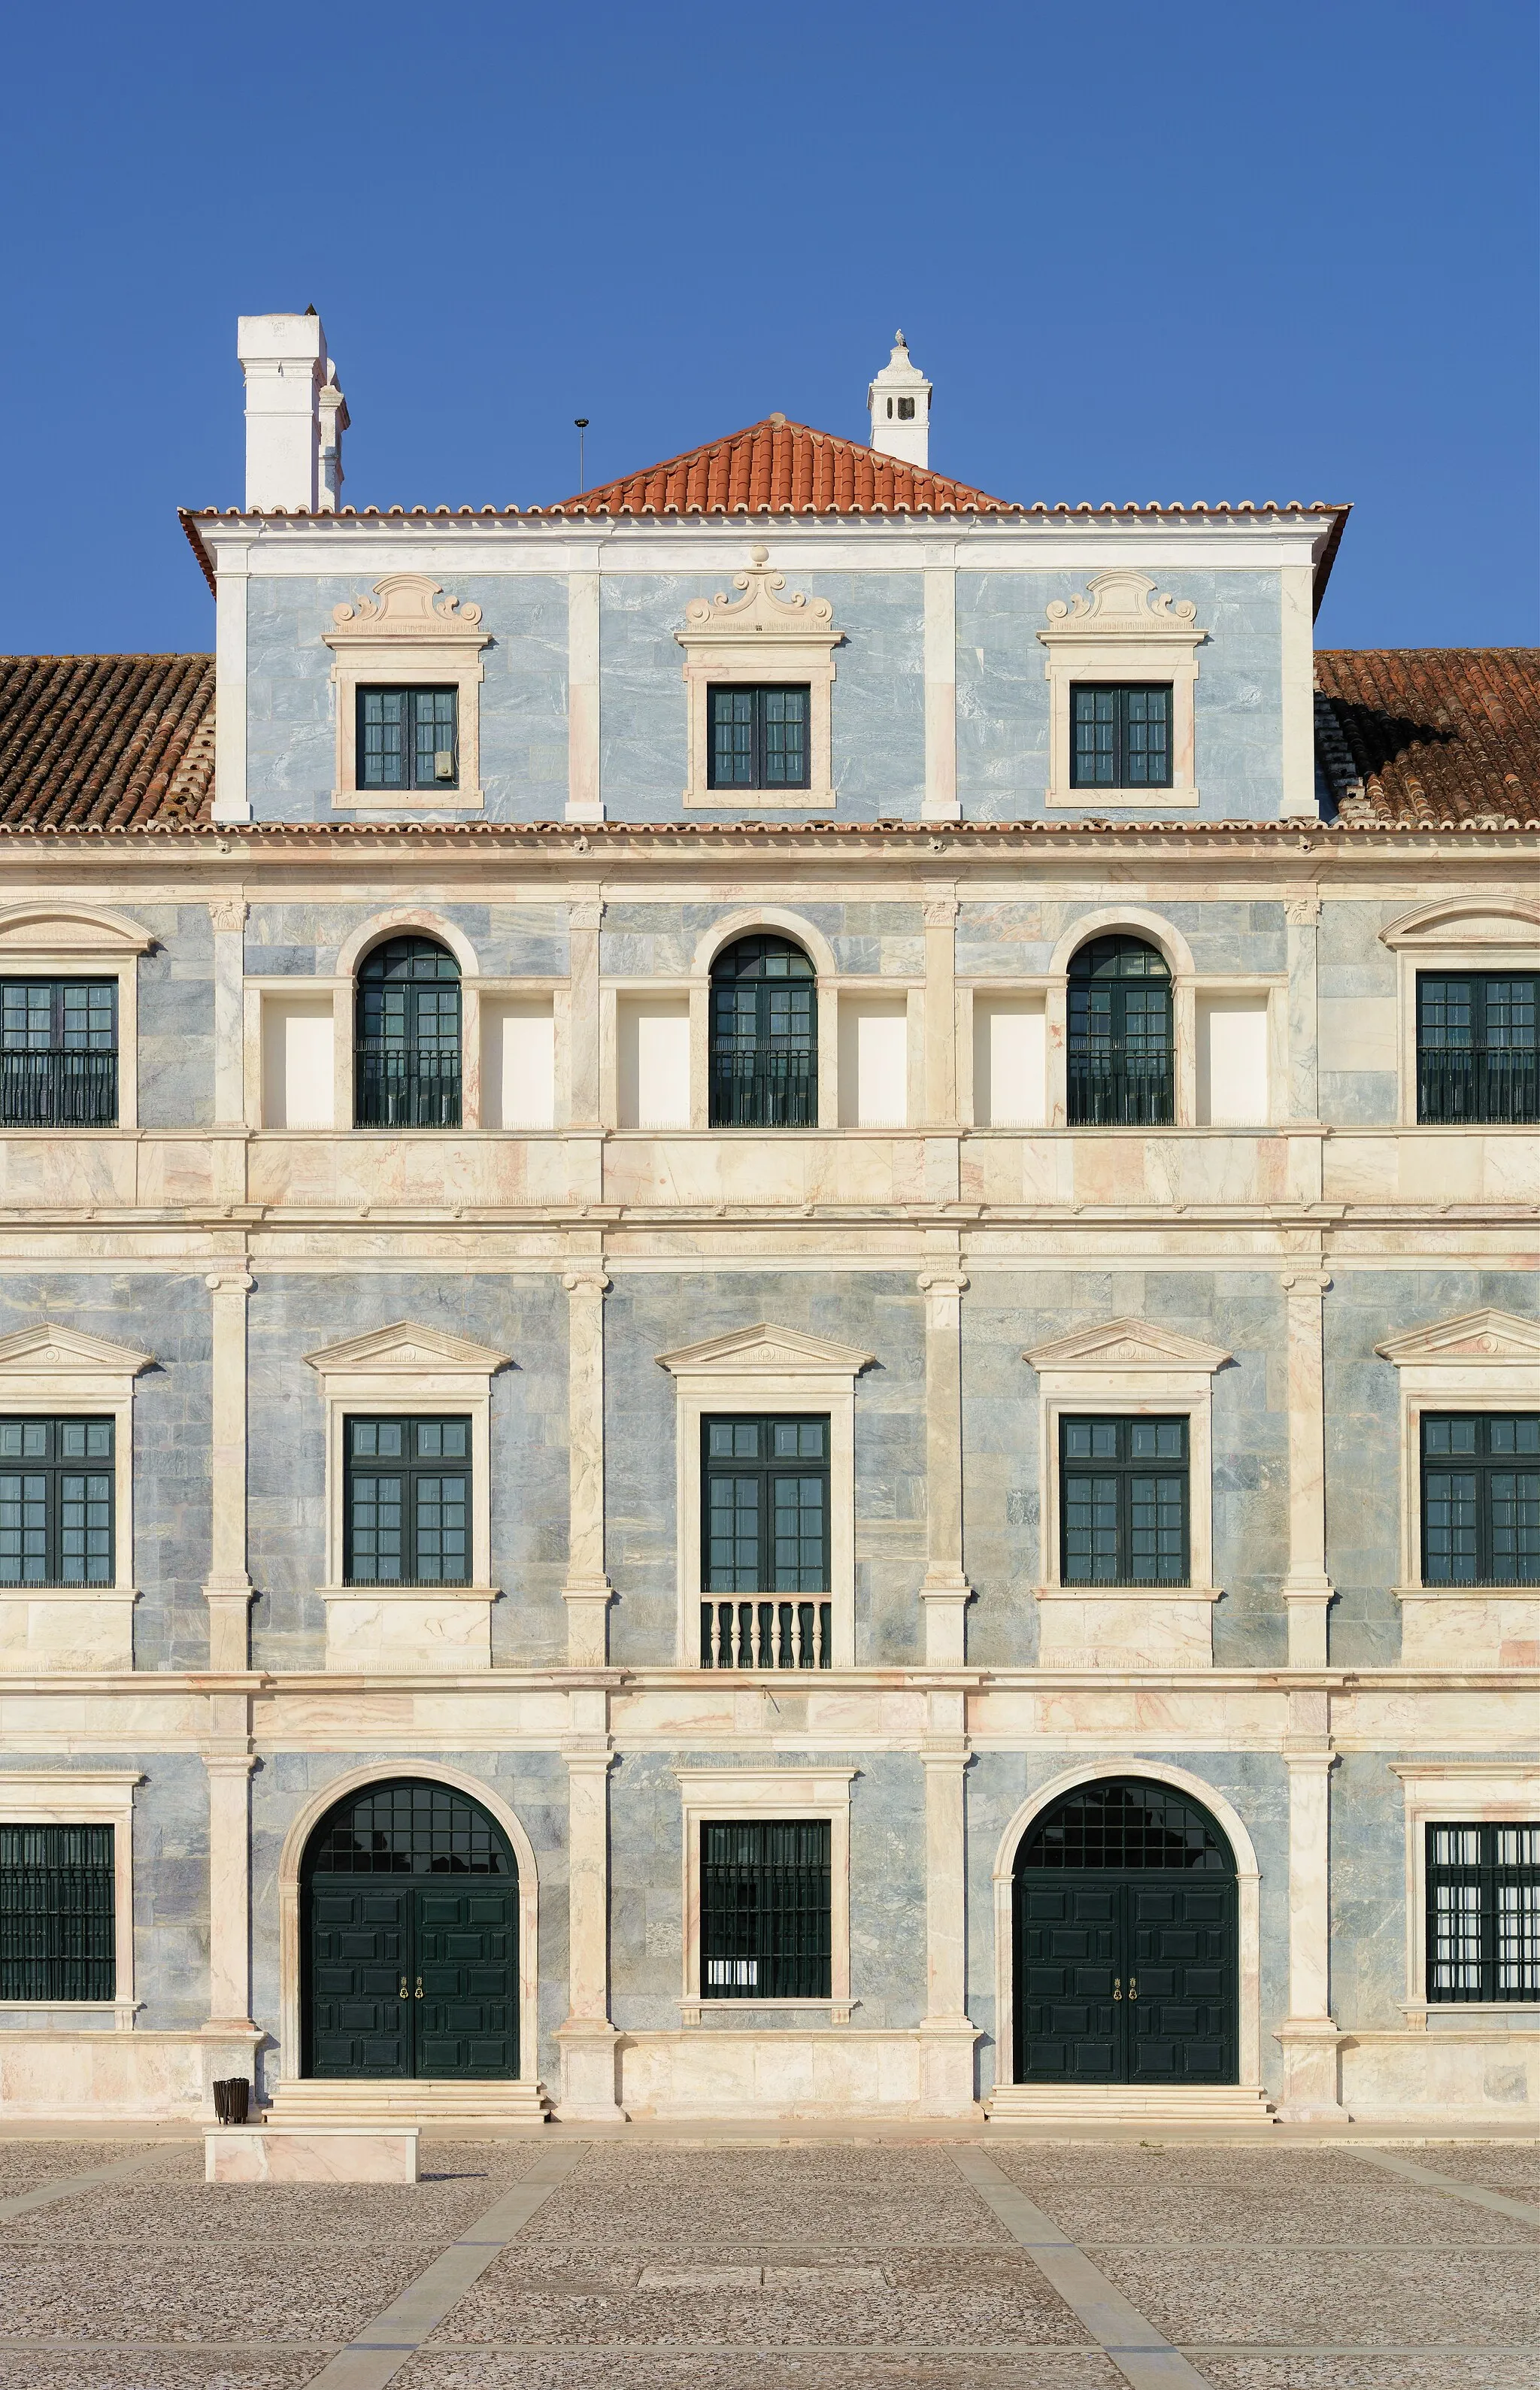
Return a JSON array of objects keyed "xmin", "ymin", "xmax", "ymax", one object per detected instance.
[{"xmin": 867, "ymin": 330, "xmax": 931, "ymax": 469}]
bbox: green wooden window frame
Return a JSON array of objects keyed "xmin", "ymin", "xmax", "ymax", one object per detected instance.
[
  {"xmin": 0, "ymin": 980, "xmax": 118, "ymax": 1128},
  {"xmin": 357, "ymin": 687, "xmax": 459, "ymax": 791},
  {"xmin": 1070, "ymin": 684, "xmax": 1173, "ymax": 787},
  {"xmin": 1067, "ymin": 936, "xmax": 1174, "ymax": 1127},
  {"xmin": 1421, "ymin": 1413, "xmax": 1540, "ymax": 1585},
  {"xmin": 1060, "ymin": 1415, "xmax": 1189, "ymax": 1585},
  {"xmin": 354, "ymin": 936, "xmax": 462, "ymax": 1130},
  {"xmin": 344, "ymin": 1416, "xmax": 470, "ymax": 1587},
  {"xmin": 699, "ymin": 1819, "xmax": 832, "ymax": 1999},
  {"xmin": 707, "ymin": 685, "xmax": 811, "ymax": 790},
  {"xmin": 1426, "ymin": 1823, "xmax": 1540, "ymax": 2003},
  {"xmin": 708, "ymin": 935, "xmax": 817, "ymax": 1128},
  {"xmin": 702, "ymin": 1415, "xmax": 829, "ymax": 1595},
  {"xmin": 1417, "ymin": 972, "xmax": 1540, "ymax": 1124},
  {"xmin": 0, "ymin": 1417, "xmax": 114, "ymax": 1585},
  {"xmin": 0, "ymin": 1824, "xmax": 115, "ymax": 2001}
]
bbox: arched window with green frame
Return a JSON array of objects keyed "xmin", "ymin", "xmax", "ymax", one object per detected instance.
[
  {"xmin": 1067, "ymin": 935, "xmax": 1173, "ymax": 1126},
  {"xmin": 709, "ymin": 935, "xmax": 817, "ymax": 1127},
  {"xmin": 354, "ymin": 936, "xmax": 462, "ymax": 1129}
]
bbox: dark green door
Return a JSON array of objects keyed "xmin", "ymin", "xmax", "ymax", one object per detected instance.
[
  {"xmin": 303, "ymin": 1779, "xmax": 519, "ymax": 2080},
  {"xmin": 1014, "ymin": 1778, "xmax": 1238, "ymax": 2087}
]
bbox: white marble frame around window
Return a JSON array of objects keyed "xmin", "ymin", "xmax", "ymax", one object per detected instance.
[
  {"xmin": 1381, "ymin": 901, "xmax": 1540, "ymax": 1129},
  {"xmin": 1036, "ymin": 570, "xmax": 1208, "ymax": 810},
  {"xmin": 322, "ymin": 573, "xmax": 491, "ymax": 812},
  {"xmin": 273, "ymin": 1761, "xmax": 541, "ymax": 2088},
  {"xmin": 1374, "ymin": 1309, "xmax": 1540, "ymax": 1605},
  {"xmin": 0, "ymin": 905, "xmax": 153, "ymax": 1133},
  {"xmin": 0, "ymin": 1324, "xmax": 154, "ymax": 1672},
  {"xmin": 674, "ymin": 1767, "xmax": 857, "ymax": 2022},
  {"xmin": 674, "ymin": 552, "xmax": 842, "ymax": 810},
  {"xmin": 1389, "ymin": 1761, "xmax": 1540, "ymax": 2022},
  {"xmin": 656, "ymin": 1325, "xmax": 875, "ymax": 1669},
  {"xmin": 0, "ymin": 1770, "xmax": 141, "ymax": 2028}
]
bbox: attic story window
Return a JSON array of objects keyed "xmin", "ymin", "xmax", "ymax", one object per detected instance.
[
  {"xmin": 708, "ymin": 687, "xmax": 810, "ymax": 790},
  {"xmin": 1071, "ymin": 685, "xmax": 1173, "ymax": 789},
  {"xmin": 358, "ymin": 689, "xmax": 458, "ymax": 792}
]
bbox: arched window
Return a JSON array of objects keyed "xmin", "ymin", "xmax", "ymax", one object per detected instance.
[
  {"xmin": 1067, "ymin": 936, "xmax": 1173, "ymax": 1126},
  {"xmin": 709, "ymin": 936, "xmax": 817, "ymax": 1127},
  {"xmin": 301, "ymin": 1776, "xmax": 517, "ymax": 2079},
  {"xmin": 354, "ymin": 936, "xmax": 462, "ymax": 1128}
]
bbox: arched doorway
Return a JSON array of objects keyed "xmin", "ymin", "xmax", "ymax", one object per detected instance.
[
  {"xmin": 302, "ymin": 1777, "xmax": 517, "ymax": 2079},
  {"xmin": 1013, "ymin": 1776, "xmax": 1237, "ymax": 2087}
]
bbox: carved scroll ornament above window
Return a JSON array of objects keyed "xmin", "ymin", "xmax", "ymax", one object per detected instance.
[{"xmin": 675, "ymin": 548, "xmax": 841, "ymax": 809}]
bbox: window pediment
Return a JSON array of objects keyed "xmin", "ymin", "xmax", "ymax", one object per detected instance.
[
  {"xmin": 656, "ymin": 1323, "xmax": 875, "ymax": 1381},
  {"xmin": 323, "ymin": 574, "xmax": 489, "ymax": 655},
  {"xmin": 0, "ymin": 1323, "xmax": 153, "ymax": 1391},
  {"xmin": 1036, "ymin": 574, "xmax": 1206, "ymax": 810},
  {"xmin": 0, "ymin": 905, "xmax": 152, "ymax": 957},
  {"xmin": 1376, "ymin": 1309, "xmax": 1540, "ymax": 1367},
  {"xmin": 675, "ymin": 548, "xmax": 840, "ymax": 809},
  {"xmin": 305, "ymin": 1320, "xmax": 511, "ymax": 1385},
  {"xmin": 1025, "ymin": 1317, "xmax": 1231, "ymax": 1377},
  {"xmin": 1381, "ymin": 900, "xmax": 1540, "ymax": 949}
]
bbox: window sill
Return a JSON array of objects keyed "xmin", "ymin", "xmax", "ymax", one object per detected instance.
[
  {"xmin": 679, "ymin": 1997, "xmax": 856, "ymax": 2025},
  {"xmin": 330, "ymin": 788, "xmax": 485, "ymax": 811},
  {"xmin": 320, "ymin": 1584, "xmax": 499, "ymax": 1605},
  {"xmin": 684, "ymin": 789, "xmax": 836, "ymax": 809},
  {"xmin": 1047, "ymin": 786, "xmax": 1199, "ymax": 808},
  {"xmin": 1394, "ymin": 1584, "xmax": 1540, "ymax": 1602},
  {"xmin": 1038, "ymin": 1583, "xmax": 1220, "ymax": 1604},
  {"xmin": 1400, "ymin": 2001, "xmax": 1540, "ymax": 2031},
  {"xmin": 0, "ymin": 1584, "xmax": 138, "ymax": 1602}
]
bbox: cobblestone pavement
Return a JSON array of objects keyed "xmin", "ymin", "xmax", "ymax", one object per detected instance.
[{"xmin": 0, "ymin": 2137, "xmax": 1531, "ymax": 2390}]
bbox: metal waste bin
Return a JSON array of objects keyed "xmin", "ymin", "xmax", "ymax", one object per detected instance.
[{"xmin": 211, "ymin": 2076, "xmax": 250, "ymax": 2125}]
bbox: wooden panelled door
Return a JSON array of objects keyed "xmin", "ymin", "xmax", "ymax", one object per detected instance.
[
  {"xmin": 1014, "ymin": 1778, "xmax": 1238, "ymax": 2086},
  {"xmin": 303, "ymin": 1779, "xmax": 518, "ymax": 2080}
]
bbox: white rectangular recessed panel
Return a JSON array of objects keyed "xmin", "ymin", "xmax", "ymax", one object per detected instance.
[
  {"xmin": 619, "ymin": 999, "xmax": 690, "ymax": 1129},
  {"xmin": 487, "ymin": 1001, "xmax": 556, "ymax": 1130},
  {"xmin": 1198, "ymin": 996, "xmax": 1270, "ymax": 1125},
  {"xmin": 973, "ymin": 999, "xmax": 1046, "ymax": 1127},
  {"xmin": 838, "ymin": 1000, "xmax": 908, "ymax": 1127},
  {"xmin": 262, "ymin": 998, "xmax": 334, "ymax": 1129}
]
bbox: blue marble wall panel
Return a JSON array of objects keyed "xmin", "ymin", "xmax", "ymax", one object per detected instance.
[
  {"xmin": 244, "ymin": 901, "xmax": 571, "ymax": 981},
  {"xmin": 245, "ymin": 574, "xmax": 568, "ymax": 824},
  {"xmin": 245, "ymin": 1269, "xmax": 568, "ymax": 1671},
  {"xmin": 1318, "ymin": 896, "xmax": 1400, "ymax": 1127},
  {"xmin": 135, "ymin": 905, "xmax": 214, "ymax": 1130},
  {"xmin": 956, "ymin": 569, "xmax": 1284, "ymax": 822}
]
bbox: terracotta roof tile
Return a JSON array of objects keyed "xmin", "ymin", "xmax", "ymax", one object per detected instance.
[
  {"xmin": 0, "ymin": 654, "xmax": 216, "ymax": 827},
  {"xmin": 544, "ymin": 416, "xmax": 1012, "ymax": 515},
  {"xmin": 1314, "ymin": 649, "xmax": 1540, "ymax": 824}
]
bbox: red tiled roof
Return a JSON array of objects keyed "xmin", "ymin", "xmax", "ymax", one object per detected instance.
[
  {"xmin": 539, "ymin": 416, "xmax": 1020, "ymax": 516},
  {"xmin": 1314, "ymin": 650, "xmax": 1540, "ymax": 824},
  {"xmin": 0, "ymin": 654, "xmax": 216, "ymax": 828}
]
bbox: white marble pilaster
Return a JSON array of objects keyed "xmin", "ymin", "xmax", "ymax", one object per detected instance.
[
  {"xmin": 203, "ymin": 1269, "xmax": 254, "ymax": 1670},
  {"xmin": 566, "ymin": 567, "xmax": 603, "ymax": 822},
  {"xmin": 204, "ymin": 1750, "xmax": 256, "ymax": 2032},
  {"xmin": 919, "ymin": 1682, "xmax": 979, "ymax": 2116},
  {"xmin": 557, "ymin": 1734, "xmax": 624, "ymax": 2119},
  {"xmin": 1275, "ymin": 1703, "xmax": 1344, "ymax": 2120},
  {"xmin": 208, "ymin": 899, "xmax": 248, "ymax": 1129},
  {"xmin": 562, "ymin": 1265, "xmax": 614, "ymax": 1664},
  {"xmin": 917, "ymin": 1266, "xmax": 972, "ymax": 1664},
  {"xmin": 1281, "ymin": 1269, "xmax": 1335, "ymax": 1666},
  {"xmin": 1286, "ymin": 893, "xmax": 1322, "ymax": 1123},
  {"xmin": 210, "ymin": 541, "xmax": 252, "ymax": 824}
]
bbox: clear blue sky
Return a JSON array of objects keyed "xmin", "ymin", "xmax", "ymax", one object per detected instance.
[{"xmin": 2, "ymin": 0, "xmax": 1535, "ymax": 657}]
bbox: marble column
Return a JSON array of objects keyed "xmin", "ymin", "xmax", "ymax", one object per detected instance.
[
  {"xmin": 203, "ymin": 1268, "xmax": 254, "ymax": 1671},
  {"xmin": 1281, "ymin": 1269, "xmax": 1335, "ymax": 1666},
  {"xmin": 917, "ymin": 1266, "xmax": 972, "ymax": 1664},
  {"xmin": 562, "ymin": 1265, "xmax": 614, "ymax": 1664},
  {"xmin": 556, "ymin": 1731, "xmax": 625, "ymax": 2119},
  {"xmin": 1275, "ymin": 1706, "xmax": 1344, "ymax": 2120},
  {"xmin": 203, "ymin": 1750, "xmax": 256, "ymax": 2033}
]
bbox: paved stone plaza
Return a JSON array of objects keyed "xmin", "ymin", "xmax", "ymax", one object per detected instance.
[{"xmin": 0, "ymin": 2135, "xmax": 1532, "ymax": 2390}]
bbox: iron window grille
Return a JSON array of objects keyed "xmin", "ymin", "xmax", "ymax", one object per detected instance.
[
  {"xmin": 0, "ymin": 1418, "xmax": 114, "ymax": 1585},
  {"xmin": 344, "ymin": 1417, "xmax": 470, "ymax": 1586},
  {"xmin": 1420, "ymin": 1413, "xmax": 1540, "ymax": 1585},
  {"xmin": 1018, "ymin": 1778, "xmax": 1233, "ymax": 1872},
  {"xmin": 707, "ymin": 685, "xmax": 811, "ymax": 791},
  {"xmin": 355, "ymin": 936, "xmax": 462, "ymax": 1128},
  {"xmin": 305, "ymin": 1779, "xmax": 511, "ymax": 1876},
  {"xmin": 1067, "ymin": 936, "xmax": 1174, "ymax": 1126},
  {"xmin": 708, "ymin": 935, "xmax": 817, "ymax": 1127},
  {"xmin": 0, "ymin": 1823, "xmax": 114, "ymax": 2000},
  {"xmin": 699, "ymin": 1818, "xmax": 832, "ymax": 1998},
  {"xmin": 1417, "ymin": 972, "xmax": 1540, "ymax": 1124},
  {"xmin": 0, "ymin": 979, "xmax": 117, "ymax": 1128},
  {"xmin": 1061, "ymin": 1415, "xmax": 1189, "ymax": 1585},
  {"xmin": 1426, "ymin": 1823, "xmax": 1540, "ymax": 2003},
  {"xmin": 701, "ymin": 1413, "xmax": 831, "ymax": 1668},
  {"xmin": 1069, "ymin": 684, "xmax": 1173, "ymax": 789},
  {"xmin": 357, "ymin": 687, "xmax": 459, "ymax": 792}
]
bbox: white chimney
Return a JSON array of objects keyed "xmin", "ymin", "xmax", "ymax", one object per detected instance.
[
  {"xmin": 867, "ymin": 330, "xmax": 931, "ymax": 469},
  {"xmin": 237, "ymin": 311, "xmax": 347, "ymax": 511}
]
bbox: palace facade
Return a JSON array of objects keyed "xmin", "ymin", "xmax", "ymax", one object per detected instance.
[{"xmin": 0, "ymin": 317, "xmax": 1535, "ymax": 2128}]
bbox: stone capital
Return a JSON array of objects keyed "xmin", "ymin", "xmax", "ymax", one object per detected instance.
[
  {"xmin": 562, "ymin": 1268, "xmax": 611, "ymax": 1297},
  {"xmin": 207, "ymin": 899, "xmax": 249, "ymax": 934},
  {"xmin": 205, "ymin": 1269, "xmax": 254, "ymax": 1295},
  {"xmin": 568, "ymin": 899, "xmax": 605, "ymax": 931}
]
